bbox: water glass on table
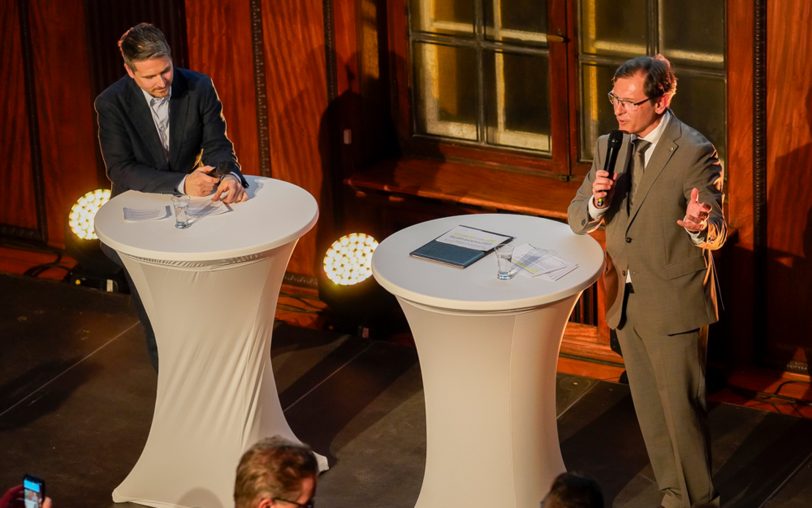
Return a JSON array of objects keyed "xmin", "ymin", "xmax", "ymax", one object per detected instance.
[
  {"xmin": 172, "ymin": 195, "xmax": 191, "ymax": 229},
  {"xmin": 495, "ymin": 243, "xmax": 516, "ymax": 280}
]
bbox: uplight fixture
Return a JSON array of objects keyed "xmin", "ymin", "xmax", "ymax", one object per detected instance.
[
  {"xmin": 69, "ymin": 189, "xmax": 111, "ymax": 240},
  {"xmin": 322, "ymin": 233, "xmax": 378, "ymax": 286}
]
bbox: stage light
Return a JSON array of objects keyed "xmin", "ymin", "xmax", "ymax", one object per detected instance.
[
  {"xmin": 323, "ymin": 233, "xmax": 378, "ymax": 286},
  {"xmin": 69, "ymin": 189, "xmax": 110, "ymax": 240},
  {"xmin": 65, "ymin": 188, "xmax": 125, "ymax": 292},
  {"xmin": 318, "ymin": 232, "xmax": 404, "ymax": 338}
]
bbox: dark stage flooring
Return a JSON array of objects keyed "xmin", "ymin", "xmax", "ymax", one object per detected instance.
[{"xmin": 1, "ymin": 273, "xmax": 811, "ymax": 507}]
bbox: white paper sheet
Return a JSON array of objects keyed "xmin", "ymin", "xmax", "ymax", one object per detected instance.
[
  {"xmin": 123, "ymin": 205, "xmax": 171, "ymax": 222},
  {"xmin": 187, "ymin": 198, "xmax": 233, "ymax": 219},
  {"xmin": 512, "ymin": 243, "xmax": 579, "ymax": 281},
  {"xmin": 435, "ymin": 225, "xmax": 511, "ymax": 251}
]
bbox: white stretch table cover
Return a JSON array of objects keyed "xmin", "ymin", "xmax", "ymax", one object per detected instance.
[
  {"xmin": 372, "ymin": 214, "xmax": 604, "ymax": 508},
  {"xmin": 95, "ymin": 176, "xmax": 319, "ymax": 508}
]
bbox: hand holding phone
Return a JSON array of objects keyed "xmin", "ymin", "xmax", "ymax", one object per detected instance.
[{"xmin": 22, "ymin": 475, "xmax": 45, "ymax": 508}]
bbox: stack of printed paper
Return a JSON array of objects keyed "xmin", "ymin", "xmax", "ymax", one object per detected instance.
[{"xmin": 511, "ymin": 243, "xmax": 578, "ymax": 281}]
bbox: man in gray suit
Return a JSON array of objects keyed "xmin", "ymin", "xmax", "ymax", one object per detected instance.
[
  {"xmin": 568, "ymin": 55, "xmax": 726, "ymax": 508},
  {"xmin": 95, "ymin": 23, "xmax": 249, "ymax": 369}
]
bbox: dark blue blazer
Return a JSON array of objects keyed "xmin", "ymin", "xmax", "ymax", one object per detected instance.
[{"xmin": 95, "ymin": 68, "xmax": 247, "ymax": 196}]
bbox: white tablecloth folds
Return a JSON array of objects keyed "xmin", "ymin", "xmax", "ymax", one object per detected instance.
[
  {"xmin": 95, "ymin": 176, "xmax": 320, "ymax": 508},
  {"xmin": 372, "ymin": 214, "xmax": 604, "ymax": 508}
]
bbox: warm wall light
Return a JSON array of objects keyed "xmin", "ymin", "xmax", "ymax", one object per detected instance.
[
  {"xmin": 323, "ymin": 233, "xmax": 378, "ymax": 286},
  {"xmin": 69, "ymin": 189, "xmax": 110, "ymax": 240}
]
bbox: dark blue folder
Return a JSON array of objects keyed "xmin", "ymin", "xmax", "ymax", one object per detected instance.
[{"xmin": 409, "ymin": 226, "xmax": 513, "ymax": 268}]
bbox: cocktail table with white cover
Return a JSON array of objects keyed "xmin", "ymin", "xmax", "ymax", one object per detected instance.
[
  {"xmin": 94, "ymin": 176, "xmax": 319, "ymax": 508},
  {"xmin": 371, "ymin": 213, "xmax": 604, "ymax": 508}
]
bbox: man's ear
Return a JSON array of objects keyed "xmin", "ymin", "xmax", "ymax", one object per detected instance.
[
  {"xmin": 257, "ymin": 498, "xmax": 274, "ymax": 508},
  {"xmin": 654, "ymin": 95, "xmax": 670, "ymax": 114},
  {"xmin": 124, "ymin": 63, "xmax": 135, "ymax": 79}
]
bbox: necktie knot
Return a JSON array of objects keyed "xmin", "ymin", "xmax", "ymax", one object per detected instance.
[{"xmin": 634, "ymin": 138, "xmax": 651, "ymax": 156}]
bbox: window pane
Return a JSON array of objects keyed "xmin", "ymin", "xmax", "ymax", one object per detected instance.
[
  {"xmin": 660, "ymin": 0, "xmax": 724, "ymax": 68},
  {"xmin": 580, "ymin": 0, "xmax": 648, "ymax": 56},
  {"xmin": 670, "ymin": 74, "xmax": 726, "ymax": 162},
  {"xmin": 484, "ymin": 50, "xmax": 551, "ymax": 152},
  {"xmin": 484, "ymin": 0, "xmax": 547, "ymax": 45},
  {"xmin": 580, "ymin": 62, "xmax": 617, "ymax": 161},
  {"xmin": 413, "ymin": 42, "xmax": 478, "ymax": 140},
  {"xmin": 410, "ymin": 0, "xmax": 474, "ymax": 36}
]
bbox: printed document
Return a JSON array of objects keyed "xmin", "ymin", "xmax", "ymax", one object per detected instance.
[
  {"xmin": 435, "ymin": 225, "xmax": 512, "ymax": 251},
  {"xmin": 512, "ymin": 243, "xmax": 578, "ymax": 281}
]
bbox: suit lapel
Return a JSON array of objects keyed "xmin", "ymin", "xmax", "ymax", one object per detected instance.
[
  {"xmin": 169, "ymin": 70, "xmax": 189, "ymax": 172},
  {"xmin": 628, "ymin": 115, "xmax": 682, "ymax": 222},
  {"xmin": 126, "ymin": 80, "xmax": 166, "ymax": 167}
]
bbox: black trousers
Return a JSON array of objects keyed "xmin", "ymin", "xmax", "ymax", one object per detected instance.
[{"xmin": 100, "ymin": 242, "xmax": 158, "ymax": 371}]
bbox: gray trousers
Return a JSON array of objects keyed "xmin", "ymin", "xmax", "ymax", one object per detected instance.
[{"xmin": 616, "ymin": 284, "xmax": 718, "ymax": 508}]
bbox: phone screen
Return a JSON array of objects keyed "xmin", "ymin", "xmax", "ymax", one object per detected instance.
[{"xmin": 22, "ymin": 475, "xmax": 44, "ymax": 508}]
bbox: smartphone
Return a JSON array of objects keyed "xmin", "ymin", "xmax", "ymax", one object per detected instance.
[{"xmin": 22, "ymin": 474, "xmax": 45, "ymax": 508}]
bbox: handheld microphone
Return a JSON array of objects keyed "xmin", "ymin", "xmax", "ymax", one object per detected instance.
[{"xmin": 595, "ymin": 130, "xmax": 624, "ymax": 208}]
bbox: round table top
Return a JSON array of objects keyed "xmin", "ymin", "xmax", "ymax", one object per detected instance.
[
  {"xmin": 372, "ymin": 214, "xmax": 604, "ymax": 312},
  {"xmin": 94, "ymin": 176, "xmax": 318, "ymax": 262}
]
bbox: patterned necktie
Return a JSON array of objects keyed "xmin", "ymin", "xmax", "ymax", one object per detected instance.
[
  {"xmin": 630, "ymin": 139, "xmax": 651, "ymax": 207},
  {"xmin": 149, "ymin": 96, "xmax": 170, "ymax": 157}
]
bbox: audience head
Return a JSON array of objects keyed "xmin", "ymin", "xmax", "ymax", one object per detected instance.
[
  {"xmin": 541, "ymin": 471, "xmax": 604, "ymax": 508},
  {"xmin": 234, "ymin": 435, "xmax": 318, "ymax": 508}
]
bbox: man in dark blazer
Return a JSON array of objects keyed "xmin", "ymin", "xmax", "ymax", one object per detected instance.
[
  {"xmin": 568, "ymin": 55, "xmax": 726, "ymax": 508},
  {"xmin": 95, "ymin": 23, "xmax": 249, "ymax": 369}
]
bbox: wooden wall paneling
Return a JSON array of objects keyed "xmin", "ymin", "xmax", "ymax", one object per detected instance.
[
  {"xmin": 764, "ymin": 0, "xmax": 812, "ymax": 374},
  {"xmin": 722, "ymin": 0, "xmax": 756, "ymax": 366},
  {"xmin": 184, "ymin": 0, "xmax": 260, "ymax": 177},
  {"xmin": 321, "ymin": 0, "xmax": 359, "ymax": 247},
  {"xmin": 261, "ymin": 0, "xmax": 329, "ymax": 277},
  {"xmin": 30, "ymin": 0, "xmax": 100, "ymax": 248},
  {"xmin": 1, "ymin": 0, "xmax": 37, "ymax": 237},
  {"xmin": 356, "ymin": 0, "xmax": 399, "ymax": 169}
]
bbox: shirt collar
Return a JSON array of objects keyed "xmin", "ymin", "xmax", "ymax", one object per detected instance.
[
  {"xmin": 140, "ymin": 87, "xmax": 172, "ymax": 105},
  {"xmin": 635, "ymin": 109, "xmax": 671, "ymax": 147}
]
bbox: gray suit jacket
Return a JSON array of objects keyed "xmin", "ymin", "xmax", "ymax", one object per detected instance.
[
  {"xmin": 568, "ymin": 113, "xmax": 726, "ymax": 335},
  {"xmin": 95, "ymin": 68, "xmax": 247, "ymax": 197}
]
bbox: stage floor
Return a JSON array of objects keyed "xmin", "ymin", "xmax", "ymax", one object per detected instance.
[{"xmin": 1, "ymin": 273, "xmax": 810, "ymax": 507}]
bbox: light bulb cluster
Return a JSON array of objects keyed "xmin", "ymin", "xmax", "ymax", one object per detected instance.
[
  {"xmin": 69, "ymin": 189, "xmax": 111, "ymax": 240},
  {"xmin": 323, "ymin": 233, "xmax": 379, "ymax": 286}
]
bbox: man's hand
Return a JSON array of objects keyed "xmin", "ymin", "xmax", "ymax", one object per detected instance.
[
  {"xmin": 212, "ymin": 174, "xmax": 248, "ymax": 204},
  {"xmin": 592, "ymin": 169, "xmax": 619, "ymax": 208},
  {"xmin": 184, "ymin": 166, "xmax": 221, "ymax": 197},
  {"xmin": 677, "ymin": 187, "xmax": 711, "ymax": 232}
]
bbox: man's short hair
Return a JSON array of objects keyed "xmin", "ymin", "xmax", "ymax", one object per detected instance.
[
  {"xmin": 613, "ymin": 54, "xmax": 678, "ymax": 105},
  {"xmin": 542, "ymin": 471, "xmax": 604, "ymax": 508},
  {"xmin": 118, "ymin": 22, "xmax": 172, "ymax": 70},
  {"xmin": 234, "ymin": 435, "xmax": 318, "ymax": 508}
]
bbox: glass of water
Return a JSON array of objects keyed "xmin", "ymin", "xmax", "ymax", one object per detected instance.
[
  {"xmin": 495, "ymin": 244, "xmax": 516, "ymax": 280},
  {"xmin": 171, "ymin": 195, "xmax": 191, "ymax": 229}
]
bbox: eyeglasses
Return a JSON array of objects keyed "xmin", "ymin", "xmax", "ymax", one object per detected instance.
[
  {"xmin": 272, "ymin": 497, "xmax": 315, "ymax": 508},
  {"xmin": 607, "ymin": 92, "xmax": 651, "ymax": 111}
]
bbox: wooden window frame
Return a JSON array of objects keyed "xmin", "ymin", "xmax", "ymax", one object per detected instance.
[{"xmin": 387, "ymin": 0, "xmax": 589, "ymax": 180}]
